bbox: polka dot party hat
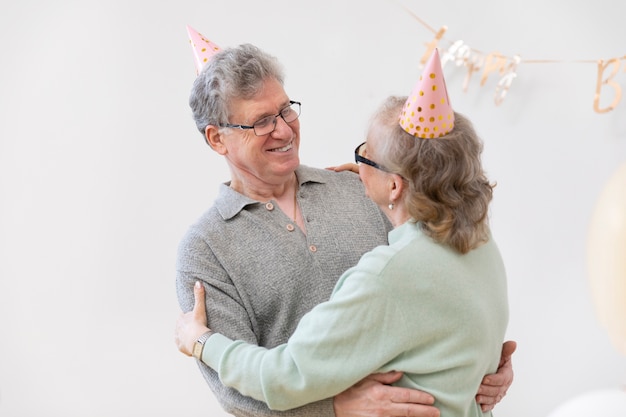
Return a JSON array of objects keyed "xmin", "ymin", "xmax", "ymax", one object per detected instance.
[
  {"xmin": 400, "ymin": 48, "xmax": 454, "ymax": 139},
  {"xmin": 186, "ymin": 25, "xmax": 221, "ymax": 75}
]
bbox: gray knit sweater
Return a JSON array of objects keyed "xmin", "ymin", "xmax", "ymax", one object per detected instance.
[{"xmin": 176, "ymin": 165, "xmax": 391, "ymax": 417}]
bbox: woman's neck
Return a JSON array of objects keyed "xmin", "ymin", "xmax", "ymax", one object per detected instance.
[{"xmin": 386, "ymin": 204, "xmax": 412, "ymax": 228}]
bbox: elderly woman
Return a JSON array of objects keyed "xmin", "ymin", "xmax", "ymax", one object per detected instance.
[{"xmin": 176, "ymin": 48, "xmax": 509, "ymax": 417}]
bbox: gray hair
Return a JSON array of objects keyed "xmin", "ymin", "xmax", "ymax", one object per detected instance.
[
  {"xmin": 188, "ymin": 44, "xmax": 285, "ymax": 137},
  {"xmin": 370, "ymin": 96, "xmax": 494, "ymax": 253}
]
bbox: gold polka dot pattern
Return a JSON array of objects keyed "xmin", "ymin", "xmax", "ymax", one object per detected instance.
[
  {"xmin": 187, "ymin": 26, "xmax": 221, "ymax": 75},
  {"xmin": 399, "ymin": 49, "xmax": 454, "ymax": 139}
]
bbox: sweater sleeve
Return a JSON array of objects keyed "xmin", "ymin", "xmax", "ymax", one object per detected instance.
[
  {"xmin": 178, "ymin": 228, "xmax": 339, "ymax": 416},
  {"xmin": 202, "ymin": 254, "xmax": 409, "ymax": 411}
]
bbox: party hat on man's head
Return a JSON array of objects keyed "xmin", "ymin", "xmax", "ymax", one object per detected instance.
[
  {"xmin": 400, "ymin": 49, "xmax": 454, "ymax": 139},
  {"xmin": 186, "ymin": 25, "xmax": 221, "ymax": 75}
]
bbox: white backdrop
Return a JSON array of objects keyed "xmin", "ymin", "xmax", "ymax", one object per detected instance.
[{"xmin": 1, "ymin": 1, "xmax": 625, "ymax": 416}]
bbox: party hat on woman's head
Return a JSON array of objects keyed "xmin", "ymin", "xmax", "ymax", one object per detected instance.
[
  {"xmin": 186, "ymin": 25, "xmax": 221, "ymax": 75},
  {"xmin": 400, "ymin": 49, "xmax": 454, "ymax": 139}
]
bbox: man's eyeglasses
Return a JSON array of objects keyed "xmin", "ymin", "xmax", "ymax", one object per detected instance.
[
  {"xmin": 220, "ymin": 101, "xmax": 301, "ymax": 136},
  {"xmin": 354, "ymin": 142, "xmax": 390, "ymax": 172}
]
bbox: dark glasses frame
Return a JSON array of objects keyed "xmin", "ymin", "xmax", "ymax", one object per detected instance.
[{"xmin": 354, "ymin": 142, "xmax": 390, "ymax": 173}]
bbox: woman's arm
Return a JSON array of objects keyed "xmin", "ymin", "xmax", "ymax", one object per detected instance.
[{"xmin": 176, "ymin": 281, "xmax": 515, "ymax": 414}]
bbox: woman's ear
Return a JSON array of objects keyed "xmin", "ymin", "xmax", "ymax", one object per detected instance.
[
  {"xmin": 389, "ymin": 173, "xmax": 405, "ymax": 202},
  {"xmin": 205, "ymin": 125, "xmax": 227, "ymax": 155}
]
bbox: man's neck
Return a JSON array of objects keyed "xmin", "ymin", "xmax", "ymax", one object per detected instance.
[{"xmin": 229, "ymin": 171, "xmax": 298, "ymax": 203}]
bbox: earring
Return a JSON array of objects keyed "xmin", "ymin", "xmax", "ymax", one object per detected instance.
[{"xmin": 388, "ymin": 203, "xmax": 394, "ymax": 210}]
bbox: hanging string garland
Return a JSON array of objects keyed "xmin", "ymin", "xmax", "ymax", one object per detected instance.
[{"xmin": 400, "ymin": 4, "xmax": 625, "ymax": 113}]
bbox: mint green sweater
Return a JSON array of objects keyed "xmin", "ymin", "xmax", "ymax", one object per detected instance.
[{"xmin": 203, "ymin": 221, "xmax": 509, "ymax": 416}]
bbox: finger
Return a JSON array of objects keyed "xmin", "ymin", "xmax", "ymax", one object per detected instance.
[
  {"xmin": 366, "ymin": 371, "xmax": 404, "ymax": 385},
  {"xmin": 480, "ymin": 372, "xmax": 506, "ymax": 387},
  {"xmin": 193, "ymin": 281, "xmax": 207, "ymax": 320},
  {"xmin": 342, "ymin": 163, "xmax": 359, "ymax": 173},
  {"xmin": 325, "ymin": 163, "xmax": 359, "ymax": 173},
  {"xmin": 388, "ymin": 403, "xmax": 440, "ymax": 417},
  {"xmin": 501, "ymin": 340, "xmax": 517, "ymax": 359},
  {"xmin": 387, "ymin": 386, "xmax": 436, "ymax": 406},
  {"xmin": 480, "ymin": 402, "xmax": 496, "ymax": 412},
  {"xmin": 476, "ymin": 391, "xmax": 502, "ymax": 411},
  {"xmin": 369, "ymin": 376, "xmax": 436, "ymax": 407},
  {"xmin": 476, "ymin": 383, "xmax": 501, "ymax": 396}
]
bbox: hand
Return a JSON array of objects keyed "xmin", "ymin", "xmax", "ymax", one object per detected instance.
[
  {"xmin": 334, "ymin": 371, "xmax": 440, "ymax": 417},
  {"xmin": 326, "ymin": 163, "xmax": 359, "ymax": 174},
  {"xmin": 175, "ymin": 281, "xmax": 211, "ymax": 356},
  {"xmin": 475, "ymin": 340, "xmax": 517, "ymax": 412}
]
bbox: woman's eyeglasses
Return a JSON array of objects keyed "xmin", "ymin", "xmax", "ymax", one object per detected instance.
[{"xmin": 354, "ymin": 142, "xmax": 390, "ymax": 173}]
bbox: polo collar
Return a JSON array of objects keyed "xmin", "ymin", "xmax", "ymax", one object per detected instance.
[{"xmin": 214, "ymin": 165, "xmax": 327, "ymax": 220}]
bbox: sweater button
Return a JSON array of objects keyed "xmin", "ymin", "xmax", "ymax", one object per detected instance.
[
  {"xmin": 309, "ymin": 245, "xmax": 317, "ymax": 252},
  {"xmin": 265, "ymin": 202, "xmax": 274, "ymax": 211}
]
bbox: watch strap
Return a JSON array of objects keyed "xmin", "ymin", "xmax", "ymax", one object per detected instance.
[{"xmin": 192, "ymin": 330, "xmax": 214, "ymax": 360}]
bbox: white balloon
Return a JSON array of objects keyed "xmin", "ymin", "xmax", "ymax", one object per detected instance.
[
  {"xmin": 546, "ymin": 388, "xmax": 626, "ymax": 417},
  {"xmin": 587, "ymin": 161, "xmax": 626, "ymax": 355}
]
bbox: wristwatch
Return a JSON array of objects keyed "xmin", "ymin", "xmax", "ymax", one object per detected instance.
[{"xmin": 192, "ymin": 330, "xmax": 214, "ymax": 360}]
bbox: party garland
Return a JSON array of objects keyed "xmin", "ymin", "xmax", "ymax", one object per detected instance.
[{"xmin": 401, "ymin": 5, "xmax": 625, "ymax": 114}]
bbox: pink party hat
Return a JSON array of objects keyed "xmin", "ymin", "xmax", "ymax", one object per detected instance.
[
  {"xmin": 400, "ymin": 49, "xmax": 454, "ymax": 139},
  {"xmin": 186, "ymin": 25, "xmax": 221, "ymax": 74}
]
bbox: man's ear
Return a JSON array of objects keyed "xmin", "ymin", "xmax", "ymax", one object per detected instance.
[{"xmin": 205, "ymin": 125, "xmax": 227, "ymax": 155}]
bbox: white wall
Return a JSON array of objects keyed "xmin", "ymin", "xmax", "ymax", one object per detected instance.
[{"xmin": 1, "ymin": 1, "xmax": 625, "ymax": 416}]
